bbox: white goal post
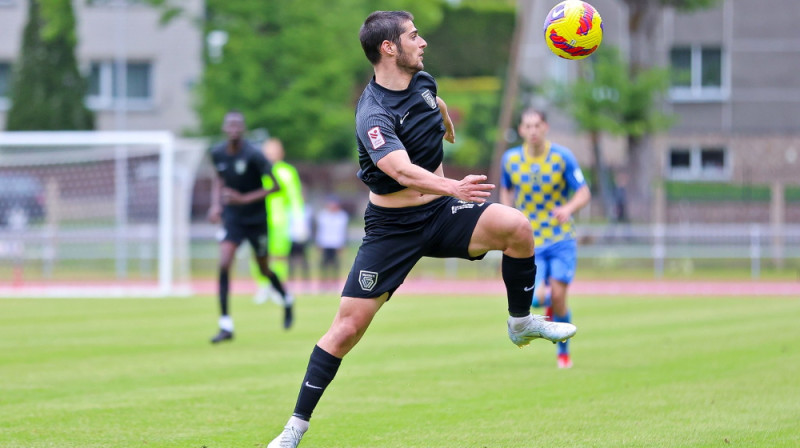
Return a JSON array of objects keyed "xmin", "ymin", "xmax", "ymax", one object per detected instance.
[{"xmin": 0, "ymin": 131, "xmax": 204, "ymax": 297}]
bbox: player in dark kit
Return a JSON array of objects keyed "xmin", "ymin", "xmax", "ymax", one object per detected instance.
[
  {"xmin": 266, "ymin": 11, "xmax": 576, "ymax": 447},
  {"xmin": 208, "ymin": 111, "xmax": 294, "ymax": 344}
]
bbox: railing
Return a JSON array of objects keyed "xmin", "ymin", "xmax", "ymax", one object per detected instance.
[{"xmin": 574, "ymin": 223, "xmax": 800, "ymax": 279}]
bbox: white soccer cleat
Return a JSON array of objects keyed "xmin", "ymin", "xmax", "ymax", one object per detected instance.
[
  {"xmin": 254, "ymin": 285, "xmax": 285, "ymax": 306},
  {"xmin": 253, "ymin": 286, "xmax": 270, "ymax": 305},
  {"xmin": 507, "ymin": 314, "xmax": 577, "ymax": 347},
  {"xmin": 267, "ymin": 424, "xmax": 305, "ymax": 448}
]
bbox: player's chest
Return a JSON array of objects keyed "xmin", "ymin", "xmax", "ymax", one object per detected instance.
[
  {"xmin": 391, "ymin": 90, "xmax": 439, "ymax": 134},
  {"xmin": 216, "ymin": 156, "xmax": 252, "ymax": 179},
  {"xmin": 511, "ymin": 161, "xmax": 565, "ymax": 186}
]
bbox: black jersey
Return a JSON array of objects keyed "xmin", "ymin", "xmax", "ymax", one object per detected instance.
[
  {"xmin": 354, "ymin": 71, "xmax": 445, "ymax": 195},
  {"xmin": 209, "ymin": 140, "xmax": 273, "ymax": 225}
]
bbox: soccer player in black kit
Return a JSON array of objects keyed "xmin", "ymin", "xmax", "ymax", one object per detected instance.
[
  {"xmin": 208, "ymin": 111, "xmax": 294, "ymax": 344},
  {"xmin": 266, "ymin": 11, "xmax": 576, "ymax": 447}
]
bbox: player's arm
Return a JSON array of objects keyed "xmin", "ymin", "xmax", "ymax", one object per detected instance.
[
  {"xmin": 223, "ymin": 171, "xmax": 280, "ymax": 206},
  {"xmin": 552, "ymin": 185, "xmax": 591, "ymax": 223},
  {"xmin": 498, "ymin": 151, "xmax": 515, "ymax": 208},
  {"xmin": 436, "ymin": 97, "xmax": 455, "ymax": 144},
  {"xmin": 499, "ymin": 187, "xmax": 514, "ymax": 208},
  {"xmin": 376, "ymin": 151, "xmax": 493, "ymax": 203},
  {"xmin": 208, "ymin": 173, "xmax": 223, "ymax": 224}
]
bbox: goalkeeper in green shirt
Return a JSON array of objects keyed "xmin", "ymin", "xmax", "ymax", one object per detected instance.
[{"xmin": 251, "ymin": 138, "xmax": 306, "ymax": 329}]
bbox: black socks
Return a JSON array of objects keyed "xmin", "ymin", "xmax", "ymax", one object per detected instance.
[
  {"xmin": 501, "ymin": 254, "xmax": 537, "ymax": 317},
  {"xmin": 265, "ymin": 270, "xmax": 287, "ymax": 298},
  {"xmin": 219, "ymin": 269, "xmax": 230, "ymax": 316},
  {"xmin": 292, "ymin": 345, "xmax": 342, "ymax": 421}
]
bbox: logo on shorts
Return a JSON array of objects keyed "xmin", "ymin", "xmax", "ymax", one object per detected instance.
[
  {"xmin": 421, "ymin": 90, "xmax": 437, "ymax": 109},
  {"xmin": 358, "ymin": 270, "xmax": 378, "ymax": 291},
  {"xmin": 451, "ymin": 200, "xmax": 485, "ymax": 214},
  {"xmin": 367, "ymin": 126, "xmax": 386, "ymax": 150}
]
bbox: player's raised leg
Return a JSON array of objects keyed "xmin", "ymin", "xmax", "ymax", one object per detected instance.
[{"xmin": 467, "ymin": 204, "xmax": 576, "ymax": 346}]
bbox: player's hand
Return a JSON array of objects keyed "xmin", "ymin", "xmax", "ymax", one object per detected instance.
[
  {"xmin": 443, "ymin": 125, "xmax": 455, "ymax": 144},
  {"xmin": 207, "ymin": 205, "xmax": 222, "ymax": 224},
  {"xmin": 221, "ymin": 187, "xmax": 245, "ymax": 205},
  {"xmin": 455, "ymin": 174, "xmax": 494, "ymax": 203},
  {"xmin": 552, "ymin": 206, "xmax": 572, "ymax": 223}
]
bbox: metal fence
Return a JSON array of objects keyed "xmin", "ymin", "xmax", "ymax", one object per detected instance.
[{"xmin": 573, "ymin": 223, "xmax": 800, "ymax": 279}]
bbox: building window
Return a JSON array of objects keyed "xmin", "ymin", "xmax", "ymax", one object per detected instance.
[
  {"xmin": 667, "ymin": 146, "xmax": 729, "ymax": 180},
  {"xmin": 0, "ymin": 62, "xmax": 10, "ymax": 110},
  {"xmin": 87, "ymin": 61, "xmax": 153, "ymax": 110},
  {"xmin": 669, "ymin": 46, "xmax": 725, "ymax": 102}
]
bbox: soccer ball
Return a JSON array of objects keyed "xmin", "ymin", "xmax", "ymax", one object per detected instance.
[{"xmin": 543, "ymin": 0, "xmax": 603, "ymax": 60}]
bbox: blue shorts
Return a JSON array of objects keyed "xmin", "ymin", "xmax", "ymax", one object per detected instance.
[
  {"xmin": 534, "ymin": 239, "xmax": 577, "ymax": 294},
  {"xmin": 342, "ymin": 196, "xmax": 491, "ymax": 299}
]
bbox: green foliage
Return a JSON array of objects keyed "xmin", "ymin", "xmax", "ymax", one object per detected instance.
[
  {"xmin": 550, "ymin": 46, "xmax": 673, "ymax": 138},
  {"xmin": 667, "ymin": 181, "xmax": 800, "ymax": 203},
  {"xmin": 787, "ymin": 186, "xmax": 800, "ymax": 203},
  {"xmin": 423, "ymin": 3, "xmax": 515, "ymax": 78},
  {"xmin": 665, "ymin": 181, "xmax": 771, "ymax": 202},
  {"xmin": 6, "ymin": 0, "xmax": 94, "ymax": 131},
  {"xmin": 196, "ymin": 1, "xmax": 448, "ymax": 160},
  {"xmin": 438, "ymin": 76, "xmax": 503, "ymax": 168},
  {"xmin": 661, "ymin": 0, "xmax": 721, "ymax": 11}
]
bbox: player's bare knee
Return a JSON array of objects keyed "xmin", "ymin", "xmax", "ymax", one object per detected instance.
[
  {"xmin": 508, "ymin": 210, "xmax": 534, "ymax": 250},
  {"xmin": 331, "ymin": 320, "xmax": 363, "ymax": 348}
]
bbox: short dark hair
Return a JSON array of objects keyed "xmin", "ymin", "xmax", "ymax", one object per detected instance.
[
  {"xmin": 359, "ymin": 11, "xmax": 414, "ymax": 65},
  {"xmin": 520, "ymin": 108, "xmax": 547, "ymax": 123}
]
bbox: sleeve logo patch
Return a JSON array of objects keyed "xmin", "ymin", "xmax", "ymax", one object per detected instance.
[
  {"xmin": 421, "ymin": 90, "xmax": 437, "ymax": 109},
  {"xmin": 367, "ymin": 126, "xmax": 386, "ymax": 150}
]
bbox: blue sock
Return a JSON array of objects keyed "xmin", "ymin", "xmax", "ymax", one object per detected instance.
[
  {"xmin": 552, "ymin": 309, "xmax": 571, "ymax": 355},
  {"xmin": 531, "ymin": 291, "xmax": 552, "ymax": 308}
]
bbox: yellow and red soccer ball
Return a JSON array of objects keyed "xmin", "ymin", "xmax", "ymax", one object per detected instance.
[{"xmin": 543, "ymin": 0, "xmax": 603, "ymax": 60}]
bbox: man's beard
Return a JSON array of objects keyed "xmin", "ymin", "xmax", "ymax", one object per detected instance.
[{"xmin": 396, "ymin": 47, "xmax": 423, "ymax": 74}]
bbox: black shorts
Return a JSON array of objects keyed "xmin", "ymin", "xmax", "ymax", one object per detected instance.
[
  {"xmin": 219, "ymin": 220, "xmax": 268, "ymax": 257},
  {"xmin": 341, "ymin": 196, "xmax": 492, "ymax": 299}
]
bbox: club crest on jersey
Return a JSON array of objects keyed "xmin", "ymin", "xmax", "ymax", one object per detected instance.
[
  {"xmin": 234, "ymin": 159, "xmax": 247, "ymax": 174},
  {"xmin": 367, "ymin": 126, "xmax": 386, "ymax": 150},
  {"xmin": 358, "ymin": 270, "xmax": 378, "ymax": 291},
  {"xmin": 421, "ymin": 90, "xmax": 436, "ymax": 109}
]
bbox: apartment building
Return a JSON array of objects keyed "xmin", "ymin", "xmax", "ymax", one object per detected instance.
[
  {"xmin": 519, "ymin": 0, "xmax": 800, "ymax": 222},
  {"xmin": 0, "ymin": 0, "xmax": 203, "ymax": 134}
]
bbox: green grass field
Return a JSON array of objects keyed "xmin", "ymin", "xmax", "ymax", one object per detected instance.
[{"xmin": 2, "ymin": 292, "xmax": 799, "ymax": 447}]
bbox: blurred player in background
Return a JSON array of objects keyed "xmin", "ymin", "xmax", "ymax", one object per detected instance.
[
  {"xmin": 207, "ymin": 111, "xmax": 294, "ymax": 343},
  {"xmin": 250, "ymin": 138, "xmax": 305, "ymax": 329},
  {"xmin": 314, "ymin": 194, "xmax": 349, "ymax": 292},
  {"xmin": 288, "ymin": 201, "xmax": 312, "ymax": 288},
  {"xmin": 266, "ymin": 11, "xmax": 576, "ymax": 448},
  {"xmin": 500, "ymin": 108, "xmax": 591, "ymax": 368}
]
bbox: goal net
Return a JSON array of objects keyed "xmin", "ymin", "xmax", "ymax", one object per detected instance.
[{"xmin": 0, "ymin": 131, "xmax": 204, "ymax": 297}]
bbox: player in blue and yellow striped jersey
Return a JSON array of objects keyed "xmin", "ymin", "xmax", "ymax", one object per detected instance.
[{"xmin": 500, "ymin": 108, "xmax": 591, "ymax": 369}]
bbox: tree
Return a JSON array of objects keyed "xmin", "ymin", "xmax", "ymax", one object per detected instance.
[
  {"xmin": 196, "ymin": 0, "xmax": 445, "ymax": 161},
  {"xmin": 6, "ymin": 0, "xmax": 94, "ymax": 131},
  {"xmin": 618, "ymin": 0, "xmax": 719, "ymax": 220},
  {"xmin": 554, "ymin": 46, "xmax": 673, "ymax": 221}
]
